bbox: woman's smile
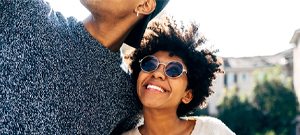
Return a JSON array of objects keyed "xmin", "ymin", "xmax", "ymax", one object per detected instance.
[
  {"xmin": 146, "ymin": 84, "xmax": 165, "ymax": 93},
  {"xmin": 143, "ymin": 81, "xmax": 170, "ymax": 94}
]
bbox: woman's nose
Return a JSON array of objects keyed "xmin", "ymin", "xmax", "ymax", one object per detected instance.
[{"xmin": 151, "ymin": 64, "xmax": 166, "ymax": 80}]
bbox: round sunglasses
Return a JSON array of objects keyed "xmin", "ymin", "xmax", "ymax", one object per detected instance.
[{"xmin": 139, "ymin": 55, "xmax": 187, "ymax": 78}]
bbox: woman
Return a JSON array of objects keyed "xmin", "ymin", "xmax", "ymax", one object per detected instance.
[{"xmin": 123, "ymin": 19, "xmax": 235, "ymax": 134}]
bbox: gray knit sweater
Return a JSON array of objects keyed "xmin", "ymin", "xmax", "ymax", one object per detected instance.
[{"xmin": 0, "ymin": 0, "xmax": 142, "ymax": 134}]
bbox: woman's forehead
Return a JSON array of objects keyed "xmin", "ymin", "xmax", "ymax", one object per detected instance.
[{"xmin": 152, "ymin": 51, "xmax": 186, "ymax": 65}]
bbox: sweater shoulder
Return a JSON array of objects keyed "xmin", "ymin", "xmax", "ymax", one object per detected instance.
[
  {"xmin": 183, "ymin": 116, "xmax": 236, "ymax": 135},
  {"xmin": 1, "ymin": 0, "xmax": 52, "ymax": 19},
  {"xmin": 0, "ymin": 0, "xmax": 77, "ymax": 31}
]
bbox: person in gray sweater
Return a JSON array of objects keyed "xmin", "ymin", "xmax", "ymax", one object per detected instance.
[{"xmin": 0, "ymin": 0, "xmax": 169, "ymax": 134}]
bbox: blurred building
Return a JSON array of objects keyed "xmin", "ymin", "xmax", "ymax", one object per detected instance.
[
  {"xmin": 290, "ymin": 29, "xmax": 300, "ymax": 104},
  {"xmin": 208, "ymin": 48, "xmax": 294, "ymax": 115},
  {"xmin": 290, "ymin": 29, "xmax": 300, "ymax": 135}
]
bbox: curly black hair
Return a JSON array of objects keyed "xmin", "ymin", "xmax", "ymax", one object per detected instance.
[{"xmin": 128, "ymin": 17, "xmax": 223, "ymax": 117}]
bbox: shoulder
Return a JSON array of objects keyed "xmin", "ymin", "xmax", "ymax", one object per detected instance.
[
  {"xmin": 1, "ymin": 0, "xmax": 52, "ymax": 17},
  {"xmin": 182, "ymin": 116, "xmax": 236, "ymax": 135},
  {"xmin": 1, "ymin": 0, "xmax": 76, "ymax": 28},
  {"xmin": 1, "ymin": 0, "xmax": 49, "ymax": 33},
  {"xmin": 122, "ymin": 127, "xmax": 141, "ymax": 135},
  {"xmin": 182, "ymin": 116, "xmax": 222, "ymax": 123},
  {"xmin": 196, "ymin": 116, "xmax": 224, "ymax": 124}
]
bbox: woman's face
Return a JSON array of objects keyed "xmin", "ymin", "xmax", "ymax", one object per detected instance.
[{"xmin": 136, "ymin": 51, "xmax": 192, "ymax": 110}]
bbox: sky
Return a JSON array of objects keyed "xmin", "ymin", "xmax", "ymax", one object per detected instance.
[{"xmin": 45, "ymin": 0, "xmax": 300, "ymax": 58}]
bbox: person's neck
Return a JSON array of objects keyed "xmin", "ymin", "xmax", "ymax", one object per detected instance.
[
  {"xmin": 82, "ymin": 14, "xmax": 138, "ymax": 52},
  {"xmin": 140, "ymin": 108, "xmax": 194, "ymax": 135}
]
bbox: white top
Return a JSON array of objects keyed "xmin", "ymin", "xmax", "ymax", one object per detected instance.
[{"xmin": 122, "ymin": 116, "xmax": 236, "ymax": 135}]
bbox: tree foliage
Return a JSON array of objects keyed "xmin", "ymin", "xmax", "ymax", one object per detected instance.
[
  {"xmin": 253, "ymin": 79, "xmax": 298, "ymax": 134},
  {"xmin": 218, "ymin": 66, "xmax": 299, "ymax": 135},
  {"xmin": 217, "ymin": 88, "xmax": 264, "ymax": 135}
]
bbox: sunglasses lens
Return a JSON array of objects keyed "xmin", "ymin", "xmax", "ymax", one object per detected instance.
[
  {"xmin": 165, "ymin": 61, "xmax": 184, "ymax": 78},
  {"xmin": 141, "ymin": 56, "xmax": 158, "ymax": 72}
]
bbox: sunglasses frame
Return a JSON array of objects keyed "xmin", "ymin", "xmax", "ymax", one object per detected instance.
[{"xmin": 139, "ymin": 55, "xmax": 187, "ymax": 78}]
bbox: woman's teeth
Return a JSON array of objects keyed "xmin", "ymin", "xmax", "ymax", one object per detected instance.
[{"xmin": 147, "ymin": 84, "xmax": 164, "ymax": 93}]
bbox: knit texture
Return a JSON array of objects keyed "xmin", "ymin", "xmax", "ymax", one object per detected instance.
[{"xmin": 0, "ymin": 0, "xmax": 142, "ymax": 134}]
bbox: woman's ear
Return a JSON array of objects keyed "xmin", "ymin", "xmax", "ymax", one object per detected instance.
[
  {"xmin": 181, "ymin": 89, "xmax": 193, "ymax": 104},
  {"xmin": 135, "ymin": 0, "xmax": 156, "ymax": 16}
]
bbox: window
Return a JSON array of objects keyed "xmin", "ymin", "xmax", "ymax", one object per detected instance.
[
  {"xmin": 224, "ymin": 74, "xmax": 227, "ymax": 86},
  {"xmin": 234, "ymin": 74, "xmax": 237, "ymax": 83},
  {"xmin": 243, "ymin": 73, "xmax": 246, "ymax": 81}
]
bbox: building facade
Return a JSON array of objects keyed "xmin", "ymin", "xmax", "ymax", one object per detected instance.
[
  {"xmin": 208, "ymin": 48, "xmax": 294, "ymax": 115},
  {"xmin": 291, "ymin": 29, "xmax": 300, "ymax": 103},
  {"xmin": 290, "ymin": 29, "xmax": 300, "ymax": 135}
]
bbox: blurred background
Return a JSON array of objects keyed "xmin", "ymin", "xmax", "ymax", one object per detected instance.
[{"xmin": 46, "ymin": 0, "xmax": 300, "ymax": 134}]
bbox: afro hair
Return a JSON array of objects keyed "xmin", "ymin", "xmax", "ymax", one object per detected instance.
[{"xmin": 128, "ymin": 17, "xmax": 223, "ymax": 117}]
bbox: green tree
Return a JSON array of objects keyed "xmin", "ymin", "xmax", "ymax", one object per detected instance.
[
  {"xmin": 218, "ymin": 66, "xmax": 298, "ymax": 135},
  {"xmin": 253, "ymin": 79, "xmax": 298, "ymax": 134},
  {"xmin": 252, "ymin": 65, "xmax": 298, "ymax": 134},
  {"xmin": 217, "ymin": 88, "xmax": 264, "ymax": 135}
]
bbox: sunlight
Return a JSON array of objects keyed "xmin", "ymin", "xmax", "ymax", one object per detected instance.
[{"xmin": 46, "ymin": 0, "xmax": 299, "ymax": 57}]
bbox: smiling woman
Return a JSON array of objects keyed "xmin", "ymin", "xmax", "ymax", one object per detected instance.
[
  {"xmin": 123, "ymin": 18, "xmax": 235, "ymax": 135},
  {"xmin": 137, "ymin": 52, "xmax": 191, "ymax": 109}
]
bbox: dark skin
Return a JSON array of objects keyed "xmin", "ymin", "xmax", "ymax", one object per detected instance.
[
  {"xmin": 127, "ymin": 19, "xmax": 225, "ymax": 134},
  {"xmin": 136, "ymin": 51, "xmax": 196, "ymax": 135},
  {"xmin": 80, "ymin": 0, "xmax": 156, "ymax": 52}
]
